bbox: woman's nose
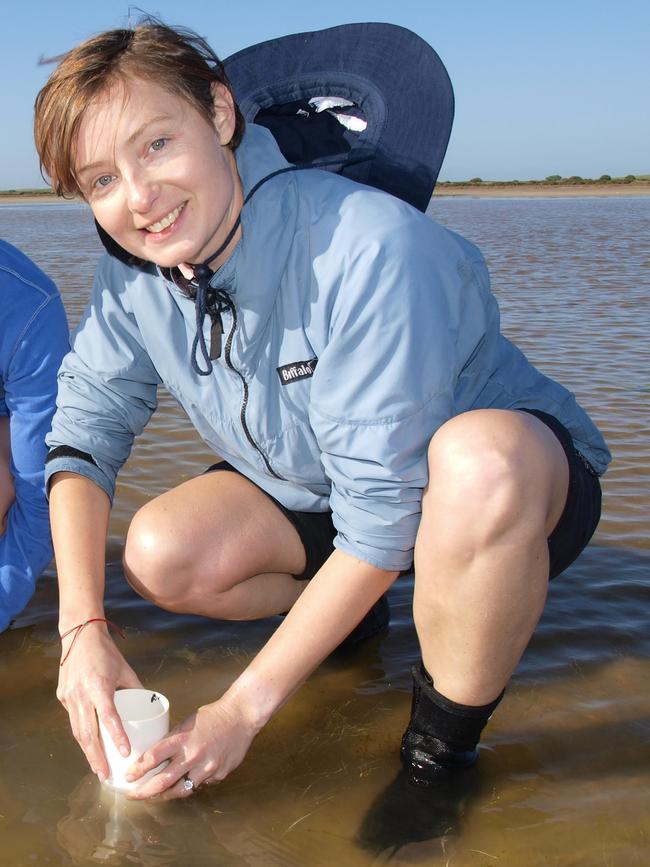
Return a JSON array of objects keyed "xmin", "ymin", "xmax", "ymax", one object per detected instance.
[{"xmin": 124, "ymin": 168, "xmax": 158, "ymax": 214}]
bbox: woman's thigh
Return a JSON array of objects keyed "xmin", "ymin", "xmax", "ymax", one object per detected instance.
[{"xmin": 124, "ymin": 468, "xmax": 307, "ymax": 593}]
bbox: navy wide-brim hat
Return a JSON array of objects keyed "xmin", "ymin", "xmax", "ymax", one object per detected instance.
[{"xmin": 224, "ymin": 22, "xmax": 454, "ymax": 212}]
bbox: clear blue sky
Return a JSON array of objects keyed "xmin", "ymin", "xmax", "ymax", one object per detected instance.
[{"xmin": 3, "ymin": 0, "xmax": 649, "ymax": 188}]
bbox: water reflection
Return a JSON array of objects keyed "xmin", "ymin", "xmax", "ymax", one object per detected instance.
[{"xmin": 58, "ymin": 776, "xmax": 181, "ymax": 866}]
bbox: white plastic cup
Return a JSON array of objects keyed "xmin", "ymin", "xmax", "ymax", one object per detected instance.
[{"xmin": 98, "ymin": 688, "xmax": 170, "ymax": 792}]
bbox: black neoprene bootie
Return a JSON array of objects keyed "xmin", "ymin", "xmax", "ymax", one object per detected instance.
[{"xmin": 400, "ymin": 662, "xmax": 503, "ymax": 787}]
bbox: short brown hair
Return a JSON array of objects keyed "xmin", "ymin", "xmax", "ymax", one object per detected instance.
[{"xmin": 34, "ymin": 19, "xmax": 245, "ymax": 198}]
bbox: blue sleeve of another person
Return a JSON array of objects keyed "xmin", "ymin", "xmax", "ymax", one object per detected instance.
[{"xmin": 0, "ymin": 240, "xmax": 69, "ymax": 631}]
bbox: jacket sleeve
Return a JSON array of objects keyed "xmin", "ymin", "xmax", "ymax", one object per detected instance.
[
  {"xmin": 309, "ymin": 206, "xmax": 494, "ymax": 571},
  {"xmin": 45, "ymin": 259, "xmax": 161, "ymax": 502},
  {"xmin": 0, "ymin": 294, "xmax": 69, "ymax": 631}
]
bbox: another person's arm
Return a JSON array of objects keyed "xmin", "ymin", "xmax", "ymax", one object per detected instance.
[
  {"xmin": 0, "ymin": 290, "xmax": 68, "ymax": 631},
  {"xmin": 0, "ymin": 415, "xmax": 14, "ymax": 535}
]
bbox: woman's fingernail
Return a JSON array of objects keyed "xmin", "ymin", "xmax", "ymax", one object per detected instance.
[
  {"xmin": 119, "ymin": 745, "xmax": 130, "ymax": 757},
  {"xmin": 98, "ymin": 771, "xmax": 106, "ymax": 783}
]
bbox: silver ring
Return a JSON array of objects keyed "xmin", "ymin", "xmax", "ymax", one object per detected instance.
[{"xmin": 182, "ymin": 775, "xmax": 195, "ymax": 792}]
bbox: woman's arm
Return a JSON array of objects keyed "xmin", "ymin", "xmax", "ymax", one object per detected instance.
[
  {"xmin": 128, "ymin": 548, "xmax": 398, "ymax": 799},
  {"xmin": 0, "ymin": 415, "xmax": 14, "ymax": 535},
  {"xmin": 50, "ymin": 472, "xmax": 142, "ymax": 781}
]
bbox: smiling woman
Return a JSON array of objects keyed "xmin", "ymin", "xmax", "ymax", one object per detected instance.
[
  {"xmin": 32, "ymin": 18, "xmax": 608, "ymax": 807},
  {"xmin": 35, "ymin": 25, "xmax": 245, "ymax": 273},
  {"xmin": 73, "ymin": 78, "xmax": 242, "ymax": 270}
]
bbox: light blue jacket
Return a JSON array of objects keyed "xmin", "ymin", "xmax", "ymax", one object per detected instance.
[
  {"xmin": 1, "ymin": 239, "xmax": 69, "ymax": 630},
  {"xmin": 46, "ymin": 126, "xmax": 610, "ymax": 571}
]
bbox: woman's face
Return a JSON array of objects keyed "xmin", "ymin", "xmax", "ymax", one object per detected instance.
[{"xmin": 74, "ymin": 77, "xmax": 242, "ymax": 269}]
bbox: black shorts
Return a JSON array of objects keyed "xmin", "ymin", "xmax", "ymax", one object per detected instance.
[
  {"xmin": 206, "ymin": 413, "xmax": 601, "ymax": 582},
  {"xmin": 520, "ymin": 408, "xmax": 602, "ymax": 579}
]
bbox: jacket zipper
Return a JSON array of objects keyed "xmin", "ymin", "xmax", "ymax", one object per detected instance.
[{"xmin": 220, "ymin": 296, "xmax": 284, "ymax": 480}]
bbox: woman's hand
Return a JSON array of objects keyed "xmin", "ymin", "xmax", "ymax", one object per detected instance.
[
  {"xmin": 124, "ymin": 550, "xmax": 397, "ymax": 801},
  {"xmin": 57, "ymin": 623, "xmax": 142, "ymax": 782},
  {"xmin": 125, "ymin": 698, "xmax": 258, "ymax": 800}
]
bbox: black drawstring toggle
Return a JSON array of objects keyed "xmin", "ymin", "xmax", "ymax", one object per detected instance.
[
  {"xmin": 191, "ymin": 262, "xmax": 219, "ymax": 375},
  {"xmin": 193, "ymin": 263, "xmax": 213, "ymax": 283}
]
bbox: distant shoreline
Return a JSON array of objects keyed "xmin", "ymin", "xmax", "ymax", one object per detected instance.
[
  {"xmin": 1, "ymin": 182, "xmax": 649, "ymax": 204},
  {"xmin": 434, "ymin": 181, "xmax": 650, "ymax": 198},
  {"xmin": 0, "ymin": 193, "xmax": 80, "ymax": 205}
]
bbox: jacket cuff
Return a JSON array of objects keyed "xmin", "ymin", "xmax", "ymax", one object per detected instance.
[
  {"xmin": 333, "ymin": 532, "xmax": 413, "ymax": 572},
  {"xmin": 44, "ymin": 456, "xmax": 115, "ymax": 503}
]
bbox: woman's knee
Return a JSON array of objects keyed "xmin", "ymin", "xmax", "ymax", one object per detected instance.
[
  {"xmin": 424, "ymin": 410, "xmax": 552, "ymax": 540},
  {"xmin": 123, "ymin": 500, "xmax": 200, "ymax": 610},
  {"xmin": 123, "ymin": 496, "xmax": 253, "ymax": 616}
]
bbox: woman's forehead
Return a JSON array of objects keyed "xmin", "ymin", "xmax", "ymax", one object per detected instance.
[
  {"xmin": 92, "ymin": 76, "xmax": 187, "ymax": 116},
  {"xmin": 76, "ymin": 79, "xmax": 188, "ymax": 159}
]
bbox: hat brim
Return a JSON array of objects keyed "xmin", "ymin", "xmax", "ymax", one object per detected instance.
[{"xmin": 224, "ymin": 22, "xmax": 454, "ymax": 211}]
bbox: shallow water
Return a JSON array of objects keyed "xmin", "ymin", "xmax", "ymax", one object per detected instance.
[{"xmin": 0, "ymin": 197, "xmax": 648, "ymax": 866}]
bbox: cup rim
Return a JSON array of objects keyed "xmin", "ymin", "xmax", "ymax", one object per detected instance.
[{"xmin": 113, "ymin": 688, "xmax": 170, "ymax": 723}]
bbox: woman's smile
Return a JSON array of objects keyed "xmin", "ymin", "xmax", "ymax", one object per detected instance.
[{"xmin": 143, "ymin": 202, "xmax": 186, "ymax": 235}]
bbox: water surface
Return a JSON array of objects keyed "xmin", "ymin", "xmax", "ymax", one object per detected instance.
[{"xmin": 0, "ymin": 197, "xmax": 648, "ymax": 866}]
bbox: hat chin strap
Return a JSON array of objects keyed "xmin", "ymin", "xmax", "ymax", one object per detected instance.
[{"xmin": 190, "ymin": 154, "xmax": 371, "ymax": 375}]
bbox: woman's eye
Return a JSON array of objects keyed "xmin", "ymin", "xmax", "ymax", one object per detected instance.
[
  {"xmin": 95, "ymin": 175, "xmax": 113, "ymax": 188},
  {"xmin": 151, "ymin": 138, "xmax": 166, "ymax": 152}
]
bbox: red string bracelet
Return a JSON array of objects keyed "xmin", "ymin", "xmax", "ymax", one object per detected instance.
[{"xmin": 59, "ymin": 618, "xmax": 126, "ymax": 666}]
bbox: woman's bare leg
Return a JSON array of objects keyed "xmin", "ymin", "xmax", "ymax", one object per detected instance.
[
  {"xmin": 123, "ymin": 470, "xmax": 308, "ymax": 619},
  {"xmin": 413, "ymin": 409, "xmax": 570, "ymax": 705}
]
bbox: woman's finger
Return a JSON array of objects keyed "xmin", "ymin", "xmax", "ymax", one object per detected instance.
[
  {"xmin": 125, "ymin": 731, "xmax": 182, "ymax": 781},
  {"xmin": 153, "ymin": 772, "xmax": 203, "ymax": 801},
  {"xmin": 126, "ymin": 756, "xmax": 189, "ymax": 800},
  {"xmin": 95, "ymin": 693, "xmax": 131, "ymax": 760},
  {"xmin": 73, "ymin": 698, "xmax": 110, "ymax": 780}
]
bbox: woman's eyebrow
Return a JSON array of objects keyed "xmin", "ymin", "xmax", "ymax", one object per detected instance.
[
  {"xmin": 76, "ymin": 115, "xmax": 172, "ymax": 177},
  {"xmin": 126, "ymin": 114, "xmax": 171, "ymax": 144}
]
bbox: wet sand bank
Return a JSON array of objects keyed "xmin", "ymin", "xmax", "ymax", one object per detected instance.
[{"xmin": 0, "ymin": 193, "xmax": 77, "ymax": 204}]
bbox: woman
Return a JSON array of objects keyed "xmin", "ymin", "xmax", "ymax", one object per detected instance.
[{"xmin": 34, "ymin": 20, "xmax": 609, "ymax": 799}]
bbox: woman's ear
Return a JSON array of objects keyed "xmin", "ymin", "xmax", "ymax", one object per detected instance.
[{"xmin": 211, "ymin": 82, "xmax": 236, "ymax": 146}]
